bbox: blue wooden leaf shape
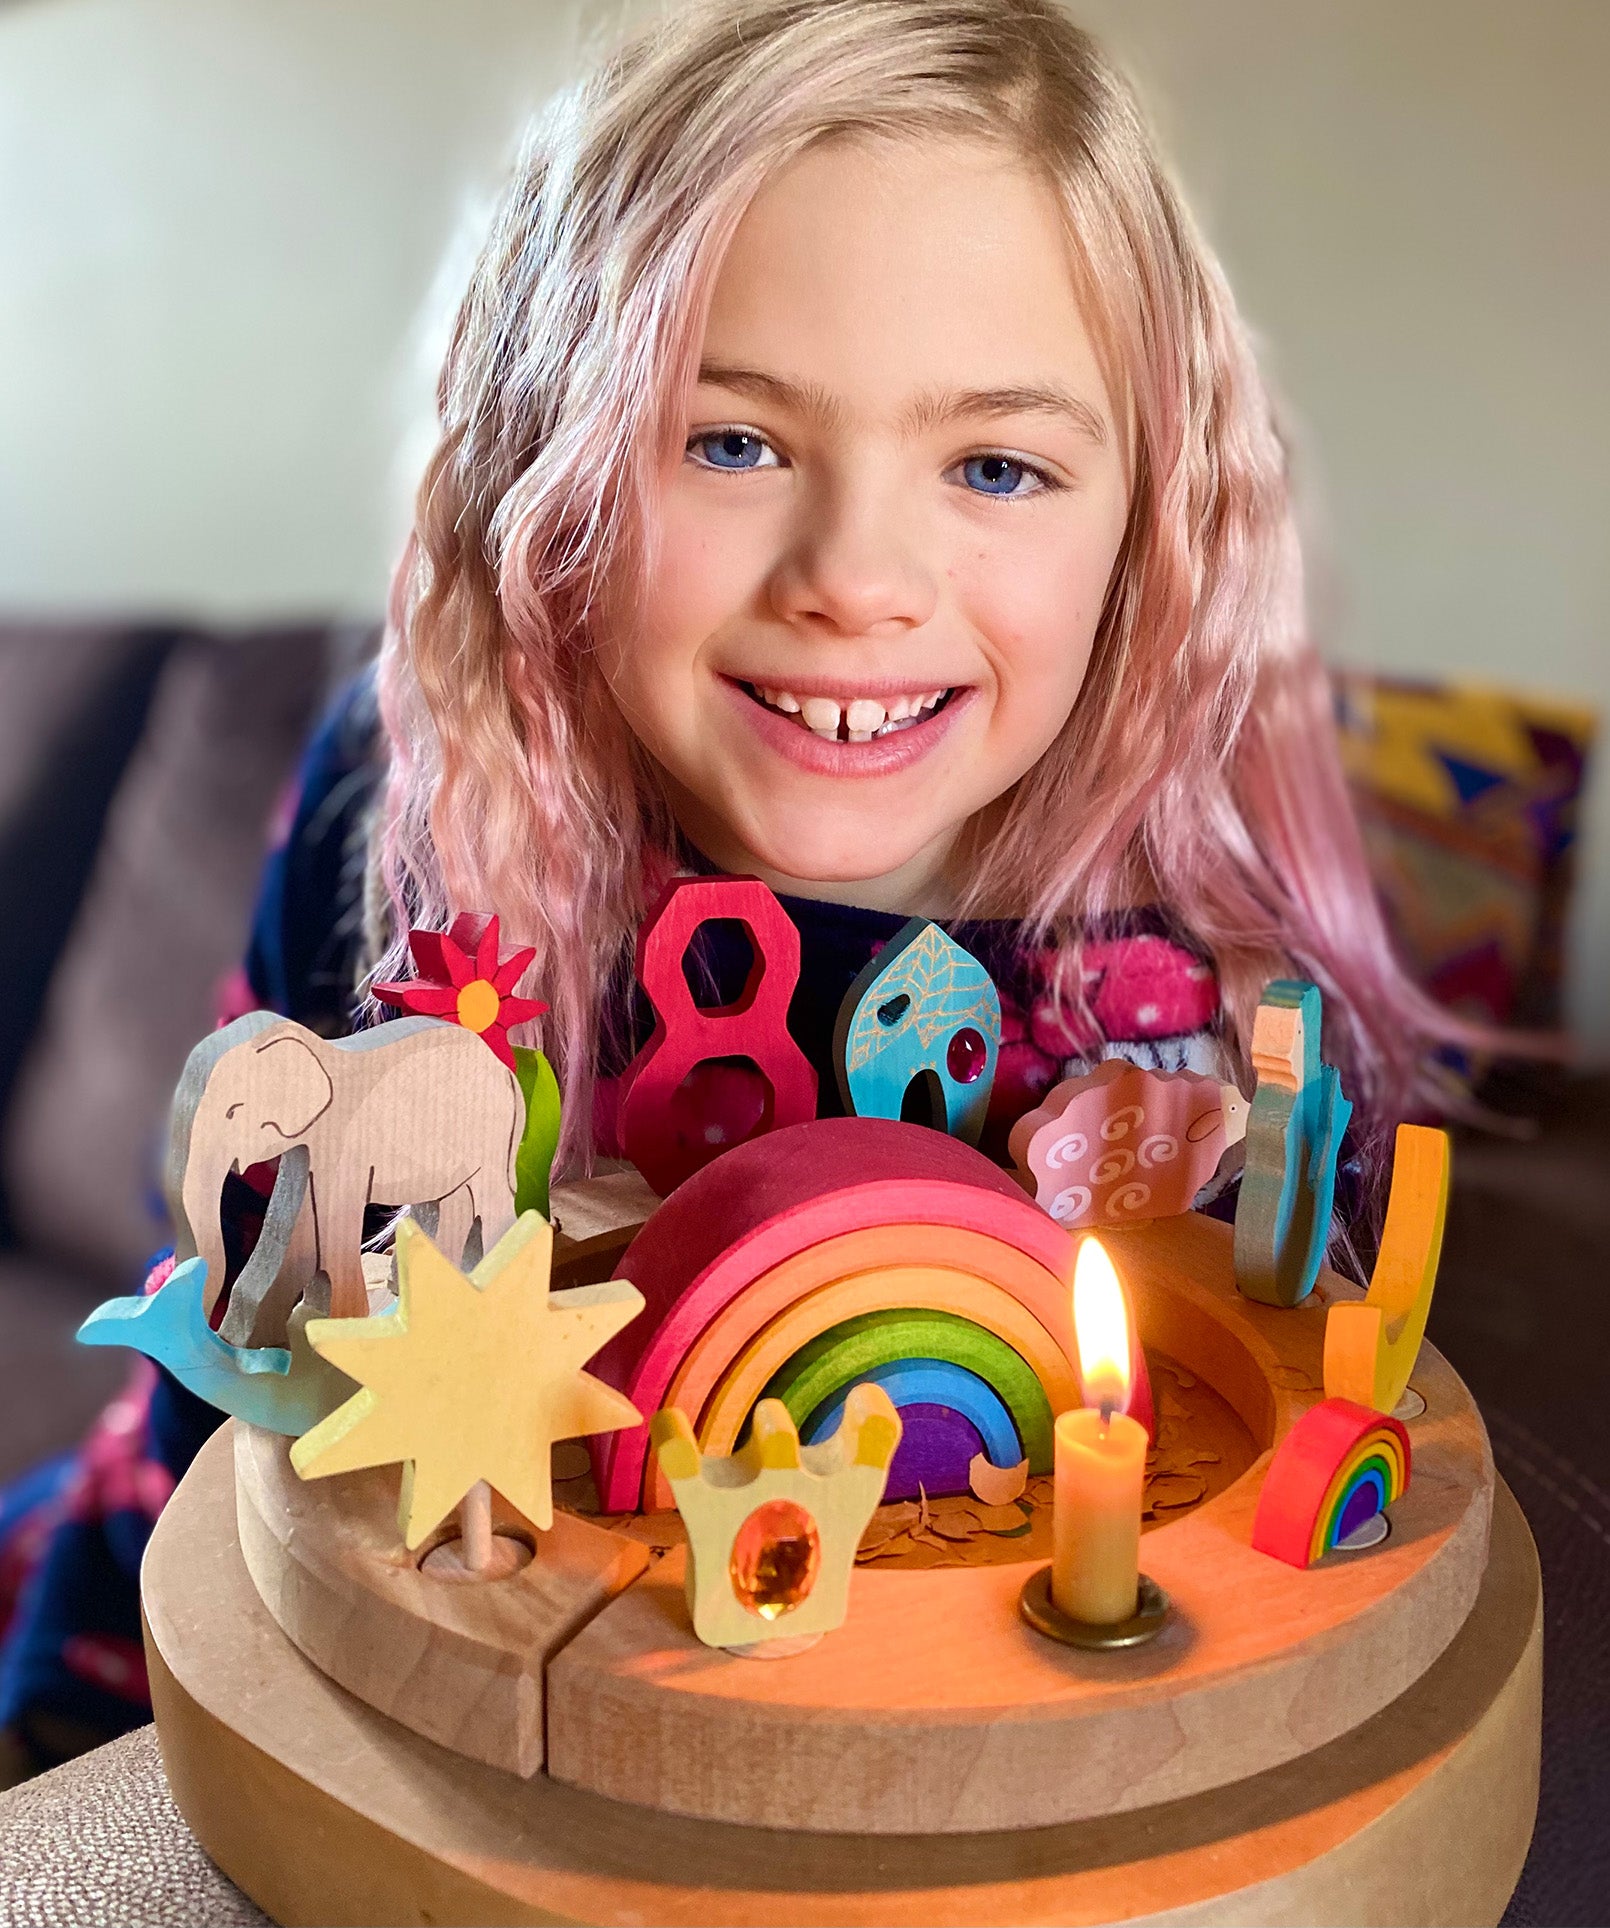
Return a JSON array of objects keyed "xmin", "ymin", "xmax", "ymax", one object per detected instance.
[
  {"xmin": 1233, "ymin": 979, "xmax": 1353, "ymax": 1307},
  {"xmin": 832, "ymin": 919, "xmax": 1001, "ymax": 1144}
]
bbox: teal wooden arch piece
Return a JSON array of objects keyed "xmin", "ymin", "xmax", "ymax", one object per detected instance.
[{"xmin": 832, "ymin": 918, "xmax": 1000, "ymax": 1144}]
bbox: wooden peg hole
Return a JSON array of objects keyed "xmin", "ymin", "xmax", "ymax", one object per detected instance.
[{"xmin": 418, "ymin": 1524, "xmax": 535, "ymax": 1583}]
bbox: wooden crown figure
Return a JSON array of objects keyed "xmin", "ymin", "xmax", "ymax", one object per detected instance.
[{"xmin": 650, "ymin": 1385, "xmax": 901, "ymax": 1651}]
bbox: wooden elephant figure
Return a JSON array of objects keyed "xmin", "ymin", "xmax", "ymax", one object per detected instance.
[{"xmin": 165, "ymin": 1011, "xmax": 525, "ymax": 1327}]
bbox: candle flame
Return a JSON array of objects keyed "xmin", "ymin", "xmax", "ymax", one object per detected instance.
[{"xmin": 1073, "ymin": 1237, "xmax": 1132, "ymax": 1414}]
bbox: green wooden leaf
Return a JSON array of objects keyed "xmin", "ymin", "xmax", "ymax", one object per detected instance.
[{"xmin": 512, "ymin": 1045, "xmax": 562, "ymax": 1219}]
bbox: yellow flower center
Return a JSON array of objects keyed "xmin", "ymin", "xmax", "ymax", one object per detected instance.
[{"xmin": 456, "ymin": 979, "xmax": 501, "ymax": 1034}]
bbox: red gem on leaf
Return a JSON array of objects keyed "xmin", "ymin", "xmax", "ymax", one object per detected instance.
[
  {"xmin": 373, "ymin": 912, "xmax": 548, "ymax": 1071},
  {"xmin": 946, "ymin": 1026, "xmax": 989, "ymax": 1084}
]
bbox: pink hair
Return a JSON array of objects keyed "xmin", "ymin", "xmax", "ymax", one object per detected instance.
[{"xmin": 374, "ymin": 0, "xmax": 1486, "ymax": 1180}]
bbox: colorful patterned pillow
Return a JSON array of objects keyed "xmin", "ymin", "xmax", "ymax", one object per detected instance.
[{"xmin": 1332, "ymin": 672, "xmax": 1596, "ymax": 1030}]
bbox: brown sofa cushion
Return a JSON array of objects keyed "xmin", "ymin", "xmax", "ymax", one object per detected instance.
[
  {"xmin": 0, "ymin": 627, "xmax": 179, "ymax": 1176},
  {"xmin": 0, "ymin": 627, "xmax": 161, "ymax": 828},
  {"xmin": 2, "ymin": 632, "xmax": 334, "ymax": 1279}
]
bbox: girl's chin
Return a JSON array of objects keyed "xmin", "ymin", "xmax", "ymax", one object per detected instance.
[{"xmin": 730, "ymin": 815, "xmax": 955, "ymax": 899}]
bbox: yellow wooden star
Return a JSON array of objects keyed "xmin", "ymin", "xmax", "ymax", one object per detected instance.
[{"xmin": 290, "ymin": 1211, "xmax": 642, "ymax": 1545}]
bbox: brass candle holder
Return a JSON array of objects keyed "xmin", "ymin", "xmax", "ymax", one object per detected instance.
[{"xmin": 1019, "ymin": 1566, "xmax": 1172, "ymax": 1650}]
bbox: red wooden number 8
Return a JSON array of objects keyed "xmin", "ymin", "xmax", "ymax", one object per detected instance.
[{"xmin": 618, "ymin": 877, "xmax": 818, "ymax": 1195}]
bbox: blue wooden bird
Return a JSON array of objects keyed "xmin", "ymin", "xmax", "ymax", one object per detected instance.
[{"xmin": 1233, "ymin": 979, "xmax": 1352, "ymax": 1307}]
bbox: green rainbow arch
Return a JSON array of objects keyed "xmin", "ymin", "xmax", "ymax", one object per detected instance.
[{"xmin": 761, "ymin": 1308, "xmax": 1056, "ymax": 1473}]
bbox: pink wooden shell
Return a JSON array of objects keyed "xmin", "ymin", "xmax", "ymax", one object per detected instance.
[{"xmin": 1007, "ymin": 1060, "xmax": 1241, "ymax": 1228}]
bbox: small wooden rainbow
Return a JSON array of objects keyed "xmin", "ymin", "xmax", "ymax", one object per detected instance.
[{"xmin": 1251, "ymin": 1397, "xmax": 1412, "ymax": 1568}]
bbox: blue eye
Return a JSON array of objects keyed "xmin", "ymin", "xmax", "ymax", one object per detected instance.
[
  {"xmin": 689, "ymin": 429, "xmax": 777, "ymax": 471},
  {"xmin": 959, "ymin": 453, "xmax": 1039, "ymax": 497}
]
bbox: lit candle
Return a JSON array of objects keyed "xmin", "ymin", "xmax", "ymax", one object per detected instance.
[{"xmin": 1051, "ymin": 1238, "xmax": 1147, "ymax": 1625}]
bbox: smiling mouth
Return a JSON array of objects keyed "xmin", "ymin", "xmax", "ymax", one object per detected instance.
[{"xmin": 738, "ymin": 682, "xmax": 958, "ymax": 743}]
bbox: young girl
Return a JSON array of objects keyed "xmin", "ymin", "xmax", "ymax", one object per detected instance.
[
  {"xmin": 372, "ymin": 0, "xmax": 1457, "ymax": 1167},
  {"xmin": 1, "ymin": 0, "xmax": 1464, "ymax": 1771}
]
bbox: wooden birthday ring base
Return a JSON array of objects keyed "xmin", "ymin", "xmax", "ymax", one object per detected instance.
[
  {"xmin": 223, "ymin": 1214, "xmax": 1500, "ymax": 1837},
  {"xmin": 144, "ymin": 1429, "xmax": 1538, "ymax": 1926}
]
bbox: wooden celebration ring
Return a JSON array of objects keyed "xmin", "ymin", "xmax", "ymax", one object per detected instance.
[
  {"xmin": 232, "ymin": 1427, "xmax": 648, "ymax": 1777},
  {"xmin": 547, "ymin": 1213, "xmax": 1494, "ymax": 1832},
  {"xmin": 156, "ymin": 1207, "xmax": 1511, "ymax": 1843},
  {"xmin": 145, "ymin": 1435, "xmax": 1538, "ymax": 1925}
]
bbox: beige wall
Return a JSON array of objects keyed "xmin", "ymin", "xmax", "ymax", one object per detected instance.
[
  {"xmin": 1, "ymin": 0, "xmax": 1605, "ymax": 1042},
  {"xmin": 1079, "ymin": 0, "xmax": 1610, "ymax": 1050}
]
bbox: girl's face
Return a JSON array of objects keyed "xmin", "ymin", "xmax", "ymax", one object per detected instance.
[{"xmin": 604, "ymin": 134, "xmax": 1132, "ymax": 914}]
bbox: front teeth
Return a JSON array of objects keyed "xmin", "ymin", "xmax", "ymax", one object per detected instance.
[
  {"xmin": 753, "ymin": 687, "xmax": 948, "ymax": 741},
  {"xmin": 800, "ymin": 697, "xmax": 843, "ymax": 738},
  {"xmin": 844, "ymin": 698, "xmax": 885, "ymax": 743}
]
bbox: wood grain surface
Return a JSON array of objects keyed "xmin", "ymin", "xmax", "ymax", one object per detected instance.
[
  {"xmin": 145, "ymin": 1430, "xmax": 1538, "ymax": 1926},
  {"xmin": 550, "ymin": 1166, "xmax": 662, "ymax": 1287},
  {"xmin": 234, "ymin": 1422, "xmax": 647, "ymax": 1776},
  {"xmin": 549, "ymin": 1213, "xmax": 1495, "ymax": 1832},
  {"xmin": 226, "ymin": 1209, "xmax": 1495, "ymax": 1837}
]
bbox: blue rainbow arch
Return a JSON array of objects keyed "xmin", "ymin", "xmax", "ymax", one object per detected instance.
[{"xmin": 801, "ymin": 1359, "xmax": 1022, "ymax": 1469}]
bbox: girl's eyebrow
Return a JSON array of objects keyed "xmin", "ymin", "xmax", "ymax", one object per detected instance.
[
  {"xmin": 903, "ymin": 383, "xmax": 1109, "ymax": 448},
  {"xmin": 697, "ymin": 361, "xmax": 847, "ymax": 431},
  {"xmin": 696, "ymin": 361, "xmax": 1106, "ymax": 447}
]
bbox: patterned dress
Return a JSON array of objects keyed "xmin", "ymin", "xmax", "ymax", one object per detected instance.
[{"xmin": 0, "ymin": 674, "xmax": 1230, "ymax": 1768}]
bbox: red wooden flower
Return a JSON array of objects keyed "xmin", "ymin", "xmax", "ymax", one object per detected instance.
[{"xmin": 373, "ymin": 912, "xmax": 548, "ymax": 1072}]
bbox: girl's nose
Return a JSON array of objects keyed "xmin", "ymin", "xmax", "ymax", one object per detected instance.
[{"xmin": 765, "ymin": 485, "xmax": 938, "ymax": 637}]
